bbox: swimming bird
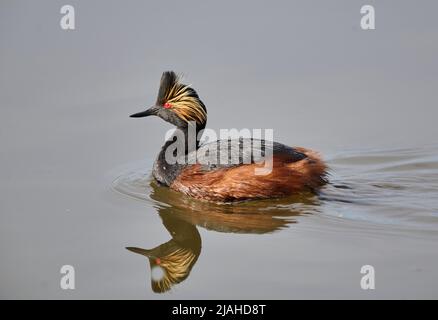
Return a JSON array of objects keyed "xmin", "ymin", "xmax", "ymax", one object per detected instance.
[{"xmin": 130, "ymin": 71, "xmax": 327, "ymax": 202}]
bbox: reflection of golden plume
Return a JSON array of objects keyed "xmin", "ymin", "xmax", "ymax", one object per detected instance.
[
  {"xmin": 156, "ymin": 71, "xmax": 207, "ymax": 124},
  {"xmin": 126, "ymin": 212, "xmax": 201, "ymax": 293},
  {"xmin": 153, "ymin": 247, "xmax": 197, "ymax": 293}
]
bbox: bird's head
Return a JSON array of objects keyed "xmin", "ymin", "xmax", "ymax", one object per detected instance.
[{"xmin": 130, "ymin": 71, "xmax": 207, "ymax": 130}]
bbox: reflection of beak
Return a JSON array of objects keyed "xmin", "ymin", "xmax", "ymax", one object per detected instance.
[
  {"xmin": 129, "ymin": 106, "xmax": 159, "ymax": 118},
  {"xmin": 126, "ymin": 247, "xmax": 155, "ymax": 258}
]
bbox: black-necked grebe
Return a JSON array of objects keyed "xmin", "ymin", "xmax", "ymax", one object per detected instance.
[{"xmin": 130, "ymin": 71, "xmax": 327, "ymax": 202}]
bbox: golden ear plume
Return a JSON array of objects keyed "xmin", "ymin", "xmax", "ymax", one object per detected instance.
[{"xmin": 156, "ymin": 71, "xmax": 207, "ymax": 125}]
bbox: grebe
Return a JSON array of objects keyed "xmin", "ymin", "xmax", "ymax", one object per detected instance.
[{"xmin": 130, "ymin": 71, "xmax": 327, "ymax": 202}]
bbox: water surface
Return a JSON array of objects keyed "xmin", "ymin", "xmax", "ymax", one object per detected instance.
[
  {"xmin": 1, "ymin": 0, "xmax": 438, "ymax": 299},
  {"xmin": 113, "ymin": 145, "xmax": 438, "ymax": 295}
]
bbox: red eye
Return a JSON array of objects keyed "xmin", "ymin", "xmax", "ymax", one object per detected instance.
[{"xmin": 163, "ymin": 103, "xmax": 172, "ymax": 109}]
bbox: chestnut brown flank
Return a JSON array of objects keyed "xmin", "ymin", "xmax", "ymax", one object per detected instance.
[{"xmin": 170, "ymin": 147, "xmax": 327, "ymax": 202}]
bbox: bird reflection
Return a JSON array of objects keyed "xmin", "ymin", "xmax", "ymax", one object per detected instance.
[
  {"xmin": 126, "ymin": 180, "xmax": 319, "ymax": 293},
  {"xmin": 126, "ymin": 211, "xmax": 201, "ymax": 293}
]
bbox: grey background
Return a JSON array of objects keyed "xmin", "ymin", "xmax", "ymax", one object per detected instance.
[{"xmin": 1, "ymin": 0, "xmax": 437, "ymax": 299}]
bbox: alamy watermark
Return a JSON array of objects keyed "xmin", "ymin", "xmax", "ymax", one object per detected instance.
[
  {"xmin": 360, "ymin": 5, "xmax": 376, "ymax": 30},
  {"xmin": 360, "ymin": 265, "xmax": 376, "ymax": 290},
  {"xmin": 60, "ymin": 265, "xmax": 75, "ymax": 290},
  {"xmin": 60, "ymin": 5, "xmax": 75, "ymax": 30},
  {"xmin": 162, "ymin": 122, "xmax": 274, "ymax": 175}
]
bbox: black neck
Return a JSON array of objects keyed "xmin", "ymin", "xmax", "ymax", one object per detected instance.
[{"xmin": 153, "ymin": 123, "xmax": 205, "ymax": 186}]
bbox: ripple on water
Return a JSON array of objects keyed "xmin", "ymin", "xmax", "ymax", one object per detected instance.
[
  {"xmin": 323, "ymin": 145, "xmax": 438, "ymax": 229},
  {"xmin": 113, "ymin": 145, "xmax": 438, "ymax": 232}
]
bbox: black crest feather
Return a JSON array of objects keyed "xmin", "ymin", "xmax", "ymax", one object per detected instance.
[{"xmin": 156, "ymin": 71, "xmax": 179, "ymax": 105}]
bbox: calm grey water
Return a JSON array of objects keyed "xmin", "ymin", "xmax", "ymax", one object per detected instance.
[{"xmin": 1, "ymin": 1, "xmax": 438, "ymax": 299}]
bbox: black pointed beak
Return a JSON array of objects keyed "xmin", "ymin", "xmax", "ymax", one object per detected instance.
[
  {"xmin": 126, "ymin": 247, "xmax": 155, "ymax": 257},
  {"xmin": 130, "ymin": 106, "xmax": 159, "ymax": 118}
]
